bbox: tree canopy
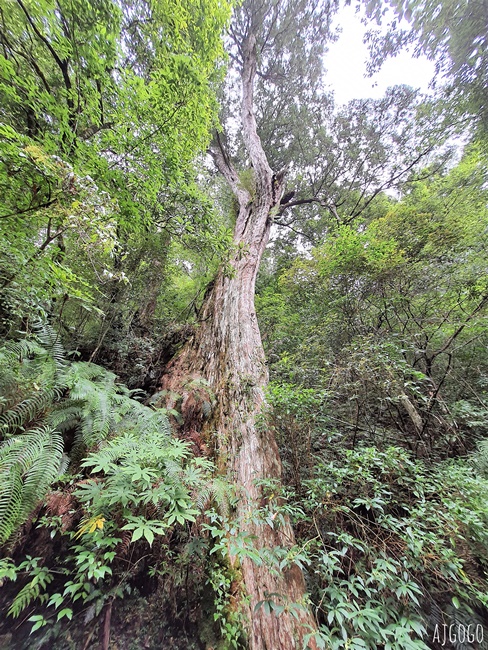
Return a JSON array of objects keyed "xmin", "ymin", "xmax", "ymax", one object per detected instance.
[{"xmin": 363, "ymin": 0, "xmax": 488, "ymax": 134}]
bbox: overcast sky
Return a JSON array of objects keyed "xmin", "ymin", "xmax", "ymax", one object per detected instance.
[{"xmin": 324, "ymin": 4, "xmax": 436, "ymax": 105}]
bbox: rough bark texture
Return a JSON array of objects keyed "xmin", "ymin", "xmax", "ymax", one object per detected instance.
[{"xmin": 160, "ymin": 32, "xmax": 317, "ymax": 650}]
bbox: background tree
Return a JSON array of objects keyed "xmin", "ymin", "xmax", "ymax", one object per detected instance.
[
  {"xmin": 363, "ymin": 0, "xmax": 488, "ymax": 136},
  {"xmin": 0, "ymin": 0, "xmax": 231, "ymax": 356},
  {"xmin": 258, "ymin": 145, "xmax": 488, "ymax": 466}
]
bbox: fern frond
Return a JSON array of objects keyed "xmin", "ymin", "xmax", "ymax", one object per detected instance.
[
  {"xmin": 67, "ymin": 362, "xmax": 118, "ymax": 388},
  {"xmin": 0, "ymin": 468, "xmax": 23, "ymax": 545},
  {"xmin": 0, "ymin": 387, "xmax": 64, "ymax": 433},
  {"xmin": 33, "ymin": 321, "xmax": 67, "ymax": 371},
  {"xmin": 47, "ymin": 400, "xmax": 83, "ymax": 432},
  {"xmin": 2, "ymin": 339, "xmax": 46, "ymax": 363},
  {"xmin": 80, "ymin": 437, "xmax": 133, "ymax": 471},
  {"xmin": 0, "ymin": 323, "xmax": 69, "ymax": 432},
  {"xmin": 194, "ymin": 477, "xmax": 232, "ymax": 517},
  {"xmin": 163, "ymin": 457, "xmax": 185, "ymax": 481},
  {"xmin": 0, "ymin": 426, "xmax": 65, "ymax": 544},
  {"xmin": 213, "ymin": 478, "xmax": 234, "ymax": 517}
]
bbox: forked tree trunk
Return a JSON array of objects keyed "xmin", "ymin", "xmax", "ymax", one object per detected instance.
[{"xmin": 161, "ymin": 33, "xmax": 317, "ymax": 650}]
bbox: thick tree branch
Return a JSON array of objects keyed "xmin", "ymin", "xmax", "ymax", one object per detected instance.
[
  {"xmin": 15, "ymin": 0, "xmax": 72, "ymax": 94},
  {"xmin": 80, "ymin": 122, "xmax": 114, "ymax": 140},
  {"xmin": 0, "ymin": 198, "xmax": 58, "ymax": 220},
  {"xmin": 241, "ymin": 33, "xmax": 273, "ymax": 196},
  {"xmin": 209, "ymin": 131, "xmax": 250, "ymax": 205},
  {"xmin": 279, "ymin": 196, "xmax": 340, "ymax": 221}
]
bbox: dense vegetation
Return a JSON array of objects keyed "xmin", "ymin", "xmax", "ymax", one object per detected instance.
[{"xmin": 0, "ymin": 0, "xmax": 487, "ymax": 648}]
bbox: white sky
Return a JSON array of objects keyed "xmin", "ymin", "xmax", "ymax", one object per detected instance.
[{"xmin": 324, "ymin": 4, "xmax": 436, "ymax": 105}]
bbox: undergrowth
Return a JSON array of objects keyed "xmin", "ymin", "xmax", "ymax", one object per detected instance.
[{"xmin": 0, "ymin": 325, "xmax": 236, "ymax": 648}]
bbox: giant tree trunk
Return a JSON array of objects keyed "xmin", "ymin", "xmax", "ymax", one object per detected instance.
[{"xmin": 161, "ymin": 33, "xmax": 317, "ymax": 650}]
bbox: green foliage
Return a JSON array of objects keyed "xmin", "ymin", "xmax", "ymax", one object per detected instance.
[
  {"xmin": 266, "ymin": 382, "xmax": 331, "ymax": 488},
  {"xmin": 0, "ymin": 130, "xmax": 117, "ymax": 328},
  {"xmin": 473, "ymin": 438, "xmax": 488, "ymax": 478},
  {"xmin": 0, "ymin": 325, "xmax": 238, "ymax": 640},
  {"xmin": 254, "ymin": 446, "xmax": 488, "ymax": 649},
  {"xmin": 364, "ymin": 0, "xmax": 488, "ymax": 136},
  {"xmin": 0, "ymin": 0, "xmax": 232, "ymax": 348},
  {"xmin": 5, "ymin": 557, "xmax": 54, "ymax": 619},
  {"xmin": 0, "ymin": 529, "xmax": 120, "ymax": 633},
  {"xmin": 0, "ymin": 324, "xmax": 211, "ymax": 549},
  {"xmin": 0, "ymin": 387, "xmax": 63, "ymax": 432},
  {"xmin": 0, "ymin": 441, "xmax": 232, "ymax": 635},
  {"xmin": 254, "ymin": 145, "xmax": 488, "ymax": 646},
  {"xmin": 203, "ymin": 512, "xmax": 252, "ymax": 649},
  {"xmin": 55, "ymin": 362, "xmax": 135, "ymax": 447},
  {"xmin": 76, "ymin": 426, "xmax": 204, "ymax": 531},
  {"xmin": 314, "ymin": 224, "xmax": 404, "ymax": 278},
  {"xmin": 207, "ymin": 560, "xmax": 244, "ymax": 649},
  {"xmin": 0, "ymin": 324, "xmax": 68, "ymax": 543},
  {"xmin": 258, "ymin": 149, "xmax": 488, "ymax": 456},
  {"xmin": 0, "ymin": 426, "xmax": 65, "ymax": 544},
  {"xmin": 1, "ymin": 0, "xmax": 488, "ymax": 646}
]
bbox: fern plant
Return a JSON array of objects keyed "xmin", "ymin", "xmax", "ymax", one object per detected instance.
[
  {"xmin": 0, "ymin": 322, "xmax": 68, "ymax": 430},
  {"xmin": 49, "ymin": 362, "xmax": 132, "ymax": 449},
  {"xmin": 0, "ymin": 323, "xmax": 70, "ymax": 544},
  {"xmin": 0, "ymin": 387, "xmax": 65, "ymax": 434},
  {"xmin": 76, "ymin": 423, "xmax": 209, "ymax": 538},
  {"xmin": 0, "ymin": 398, "xmax": 233, "ymax": 629},
  {"xmin": 0, "ymin": 426, "xmax": 65, "ymax": 544},
  {"xmin": 0, "ymin": 323, "xmax": 149, "ymax": 544},
  {"xmin": 473, "ymin": 438, "xmax": 488, "ymax": 477}
]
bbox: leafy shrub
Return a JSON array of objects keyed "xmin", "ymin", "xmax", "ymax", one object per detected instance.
[{"xmin": 261, "ymin": 446, "xmax": 488, "ymax": 649}]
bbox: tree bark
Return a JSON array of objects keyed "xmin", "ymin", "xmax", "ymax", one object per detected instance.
[{"xmin": 160, "ymin": 31, "xmax": 317, "ymax": 650}]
